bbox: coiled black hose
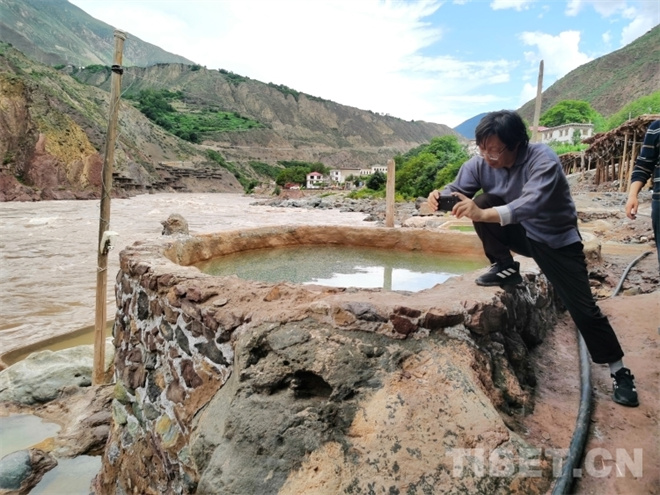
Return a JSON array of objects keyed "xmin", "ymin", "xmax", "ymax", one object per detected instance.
[{"xmin": 550, "ymin": 249, "xmax": 653, "ymax": 495}]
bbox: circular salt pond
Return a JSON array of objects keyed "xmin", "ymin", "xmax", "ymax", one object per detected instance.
[{"xmin": 195, "ymin": 245, "xmax": 486, "ymax": 291}]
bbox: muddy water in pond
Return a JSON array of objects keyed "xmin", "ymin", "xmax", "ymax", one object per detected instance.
[
  {"xmin": 196, "ymin": 245, "xmax": 486, "ymax": 291},
  {"xmin": 0, "ymin": 193, "xmax": 374, "ymax": 360}
]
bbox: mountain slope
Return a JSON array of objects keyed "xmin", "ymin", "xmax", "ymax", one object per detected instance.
[
  {"xmin": 0, "ymin": 0, "xmax": 195, "ymax": 67},
  {"xmin": 0, "ymin": 39, "xmax": 459, "ymax": 200},
  {"xmin": 0, "ymin": 42, "xmax": 244, "ymax": 200},
  {"xmin": 72, "ymin": 63, "xmax": 460, "ymax": 168},
  {"xmin": 518, "ymin": 24, "xmax": 660, "ymax": 121},
  {"xmin": 453, "ymin": 113, "xmax": 488, "ymax": 140}
]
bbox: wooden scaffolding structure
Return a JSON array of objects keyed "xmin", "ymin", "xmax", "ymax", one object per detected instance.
[{"xmin": 559, "ymin": 114, "xmax": 660, "ymax": 191}]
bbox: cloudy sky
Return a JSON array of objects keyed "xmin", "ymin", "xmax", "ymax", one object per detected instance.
[{"xmin": 68, "ymin": 0, "xmax": 659, "ymax": 127}]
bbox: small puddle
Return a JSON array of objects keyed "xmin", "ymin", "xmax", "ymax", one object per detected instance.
[
  {"xmin": 0, "ymin": 414, "xmax": 101, "ymax": 494},
  {"xmin": 0, "ymin": 414, "xmax": 60, "ymax": 459},
  {"xmin": 195, "ymin": 245, "xmax": 486, "ymax": 291},
  {"xmin": 30, "ymin": 455, "xmax": 102, "ymax": 495}
]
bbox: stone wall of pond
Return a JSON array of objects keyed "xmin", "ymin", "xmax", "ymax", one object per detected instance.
[{"xmin": 93, "ymin": 226, "xmax": 562, "ymax": 495}]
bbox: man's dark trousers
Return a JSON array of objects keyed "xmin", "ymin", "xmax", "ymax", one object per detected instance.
[{"xmin": 472, "ymin": 193, "xmax": 624, "ymax": 364}]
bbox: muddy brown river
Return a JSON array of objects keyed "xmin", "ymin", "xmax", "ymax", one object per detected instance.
[{"xmin": 0, "ymin": 193, "xmax": 373, "ymax": 360}]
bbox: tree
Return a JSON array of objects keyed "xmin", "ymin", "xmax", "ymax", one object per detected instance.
[
  {"xmin": 539, "ymin": 100, "xmax": 602, "ymax": 128},
  {"xmin": 366, "ymin": 170, "xmax": 386, "ymax": 191},
  {"xmin": 395, "ymin": 136, "xmax": 469, "ymax": 199},
  {"xmin": 395, "ymin": 152, "xmax": 437, "ymax": 198},
  {"xmin": 275, "ymin": 166, "xmax": 308, "ymax": 186}
]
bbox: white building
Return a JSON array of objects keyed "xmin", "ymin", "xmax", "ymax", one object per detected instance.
[
  {"xmin": 325, "ymin": 165, "xmax": 390, "ymax": 187},
  {"xmin": 359, "ymin": 165, "xmax": 388, "ymax": 176},
  {"xmin": 533, "ymin": 123, "xmax": 595, "ymax": 144},
  {"xmin": 306, "ymin": 171, "xmax": 326, "ymax": 189},
  {"xmin": 330, "ymin": 167, "xmax": 363, "ymax": 184},
  {"xmin": 329, "ymin": 167, "xmax": 362, "ymax": 184}
]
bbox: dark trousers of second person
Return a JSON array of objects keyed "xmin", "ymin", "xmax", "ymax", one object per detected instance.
[
  {"xmin": 652, "ymin": 192, "xmax": 659, "ymax": 270},
  {"xmin": 472, "ymin": 193, "xmax": 624, "ymax": 364}
]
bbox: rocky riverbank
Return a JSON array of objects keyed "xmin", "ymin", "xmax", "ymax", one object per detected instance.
[{"xmin": 0, "ymin": 180, "xmax": 657, "ymax": 494}]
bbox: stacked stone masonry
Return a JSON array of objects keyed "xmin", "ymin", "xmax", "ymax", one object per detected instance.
[{"xmin": 93, "ymin": 226, "xmax": 561, "ymax": 495}]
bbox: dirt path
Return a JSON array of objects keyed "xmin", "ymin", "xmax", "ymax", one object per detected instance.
[{"xmin": 522, "ymin": 249, "xmax": 659, "ymax": 494}]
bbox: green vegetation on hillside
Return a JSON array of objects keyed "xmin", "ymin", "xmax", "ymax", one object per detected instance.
[
  {"xmin": 539, "ymin": 93, "xmax": 660, "ymax": 156},
  {"xmin": 518, "ymin": 25, "xmax": 659, "ymax": 122},
  {"xmin": 206, "ymin": 149, "xmax": 258, "ymax": 193},
  {"xmin": 274, "ymin": 161, "xmax": 329, "ymax": 186},
  {"xmin": 219, "ymin": 69, "xmax": 250, "ymax": 85},
  {"xmin": 267, "ymin": 83, "xmax": 325, "ymax": 103},
  {"xmin": 540, "ymin": 100, "xmax": 605, "ymax": 130},
  {"xmin": 395, "ymin": 135, "xmax": 468, "ymax": 199},
  {"xmin": 249, "ymin": 161, "xmax": 281, "ymax": 180},
  {"xmin": 605, "ymin": 91, "xmax": 660, "ymax": 129},
  {"xmin": 129, "ymin": 89, "xmax": 264, "ymax": 143},
  {"xmin": 349, "ymin": 135, "xmax": 468, "ymax": 200}
]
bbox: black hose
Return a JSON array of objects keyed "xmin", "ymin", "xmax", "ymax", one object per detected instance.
[
  {"xmin": 550, "ymin": 249, "xmax": 652, "ymax": 495},
  {"xmin": 611, "ymin": 250, "xmax": 653, "ymax": 297},
  {"xmin": 550, "ymin": 333, "xmax": 592, "ymax": 495}
]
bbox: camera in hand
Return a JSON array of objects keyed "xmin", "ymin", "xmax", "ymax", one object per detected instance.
[{"xmin": 437, "ymin": 195, "xmax": 459, "ymax": 212}]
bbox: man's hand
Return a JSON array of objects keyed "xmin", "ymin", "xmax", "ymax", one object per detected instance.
[
  {"xmin": 452, "ymin": 192, "xmax": 501, "ymax": 223},
  {"xmin": 428, "ymin": 191, "xmax": 499, "ymax": 222},
  {"xmin": 427, "ymin": 190, "xmax": 440, "ymax": 211},
  {"xmin": 450, "ymin": 192, "xmax": 478, "ymax": 219}
]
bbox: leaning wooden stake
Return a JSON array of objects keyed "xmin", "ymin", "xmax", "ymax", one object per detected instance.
[
  {"xmin": 531, "ymin": 60, "xmax": 544, "ymax": 143},
  {"xmin": 385, "ymin": 158, "xmax": 396, "ymax": 228},
  {"xmin": 93, "ymin": 30, "xmax": 127, "ymax": 385}
]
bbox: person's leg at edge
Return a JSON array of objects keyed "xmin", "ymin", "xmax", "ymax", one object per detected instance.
[
  {"xmin": 471, "ymin": 194, "xmax": 529, "ymax": 286},
  {"xmin": 652, "ymin": 193, "xmax": 659, "ymax": 270},
  {"xmin": 528, "ymin": 238, "xmax": 639, "ymax": 407}
]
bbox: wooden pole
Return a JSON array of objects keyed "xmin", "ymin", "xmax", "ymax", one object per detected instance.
[
  {"xmin": 625, "ymin": 140, "xmax": 639, "ymax": 186},
  {"xmin": 619, "ymin": 133, "xmax": 629, "ymax": 191},
  {"xmin": 385, "ymin": 158, "xmax": 396, "ymax": 228},
  {"xmin": 93, "ymin": 30, "xmax": 127, "ymax": 385},
  {"xmin": 531, "ymin": 60, "xmax": 544, "ymax": 143}
]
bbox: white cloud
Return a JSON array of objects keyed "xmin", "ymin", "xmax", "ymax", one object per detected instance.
[
  {"xmin": 71, "ymin": 0, "xmax": 501, "ymax": 126},
  {"xmin": 620, "ymin": 3, "xmax": 659, "ymax": 45},
  {"xmin": 490, "ymin": 0, "xmax": 535, "ymax": 11},
  {"xmin": 72, "ymin": 0, "xmax": 655, "ymax": 127},
  {"xmin": 565, "ymin": 0, "xmax": 582, "ymax": 16},
  {"xmin": 154, "ymin": 0, "xmax": 513, "ymax": 126},
  {"xmin": 566, "ymin": 0, "xmax": 629, "ymax": 17},
  {"xmin": 565, "ymin": 1, "xmax": 659, "ymax": 46},
  {"xmin": 518, "ymin": 82, "xmax": 538, "ymax": 107},
  {"xmin": 71, "ymin": 4, "xmax": 187, "ymax": 47},
  {"xmin": 519, "ymin": 30, "xmax": 592, "ymax": 80}
]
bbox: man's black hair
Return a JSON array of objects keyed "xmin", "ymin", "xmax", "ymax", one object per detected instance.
[{"xmin": 475, "ymin": 110, "xmax": 530, "ymax": 151}]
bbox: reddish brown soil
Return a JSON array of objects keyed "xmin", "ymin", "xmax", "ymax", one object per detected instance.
[{"xmin": 522, "ymin": 248, "xmax": 659, "ymax": 495}]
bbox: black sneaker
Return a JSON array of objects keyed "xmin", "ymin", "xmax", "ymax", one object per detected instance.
[
  {"xmin": 475, "ymin": 261, "xmax": 523, "ymax": 287},
  {"xmin": 611, "ymin": 368, "xmax": 639, "ymax": 407}
]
